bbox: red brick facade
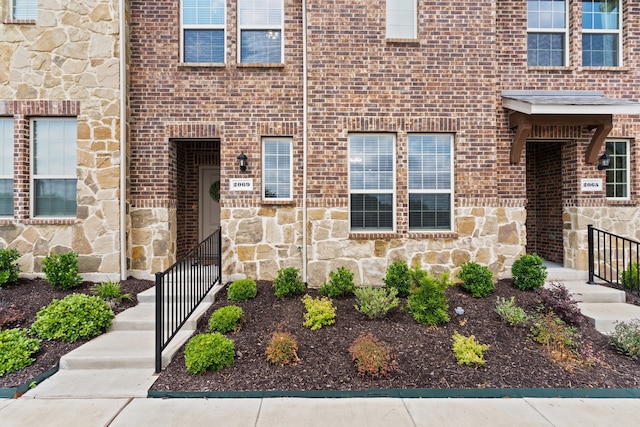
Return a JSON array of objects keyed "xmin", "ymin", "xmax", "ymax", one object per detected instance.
[{"xmin": 126, "ymin": 1, "xmax": 640, "ymax": 282}]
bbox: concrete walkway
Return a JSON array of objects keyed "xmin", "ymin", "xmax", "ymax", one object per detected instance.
[
  {"xmin": 2, "ymin": 396, "xmax": 640, "ymax": 427},
  {"xmin": 2, "ymin": 266, "xmax": 640, "ymax": 426}
]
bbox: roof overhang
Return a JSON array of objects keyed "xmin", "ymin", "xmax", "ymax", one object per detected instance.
[{"xmin": 502, "ymin": 91, "xmax": 640, "ymax": 164}]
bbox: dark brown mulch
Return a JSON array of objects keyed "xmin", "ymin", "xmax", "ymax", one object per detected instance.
[
  {"xmin": 0, "ymin": 277, "xmax": 153, "ymax": 389},
  {"xmin": 151, "ymin": 280, "xmax": 640, "ymax": 393}
]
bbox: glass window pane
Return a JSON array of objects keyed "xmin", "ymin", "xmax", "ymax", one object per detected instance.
[
  {"xmin": 34, "ymin": 179, "xmax": 77, "ymax": 217},
  {"xmin": 263, "ymin": 138, "xmax": 291, "ymax": 199},
  {"xmin": 605, "ymin": 140, "xmax": 629, "ymax": 199},
  {"xmin": 527, "ymin": 0, "xmax": 565, "ymax": 29},
  {"xmin": 387, "ymin": 0, "xmax": 416, "ymax": 39},
  {"xmin": 13, "ymin": 0, "xmax": 37, "ymax": 20},
  {"xmin": 184, "ymin": 30, "xmax": 224, "ymax": 63},
  {"xmin": 582, "ymin": 34, "xmax": 618, "ymax": 66},
  {"xmin": 33, "ymin": 119, "xmax": 77, "ymax": 176},
  {"xmin": 350, "ymin": 194, "xmax": 393, "ymax": 231},
  {"xmin": 527, "ymin": 33, "xmax": 564, "ymax": 66},
  {"xmin": 0, "ymin": 119, "xmax": 13, "ymax": 176},
  {"xmin": 0, "ymin": 180, "xmax": 13, "ymax": 216},
  {"xmin": 183, "ymin": 0, "xmax": 225, "ymax": 25},
  {"xmin": 240, "ymin": 30, "xmax": 282, "ymax": 63},
  {"xmin": 239, "ymin": 0, "xmax": 282, "ymax": 26}
]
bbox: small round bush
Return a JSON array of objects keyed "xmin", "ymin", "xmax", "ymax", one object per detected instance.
[
  {"xmin": 227, "ymin": 278, "xmax": 257, "ymax": 302},
  {"xmin": 265, "ymin": 328, "xmax": 299, "ymax": 366},
  {"xmin": 208, "ymin": 305, "xmax": 244, "ymax": 334},
  {"xmin": 0, "ymin": 328, "xmax": 41, "ymax": 376},
  {"xmin": 609, "ymin": 319, "xmax": 640, "ymax": 360},
  {"xmin": 41, "ymin": 251, "xmax": 83, "ymax": 290},
  {"xmin": 382, "ymin": 260, "xmax": 411, "ymax": 297},
  {"xmin": 31, "ymin": 294, "xmax": 114, "ymax": 342},
  {"xmin": 184, "ymin": 332, "xmax": 235, "ymax": 375},
  {"xmin": 620, "ymin": 263, "xmax": 640, "ymax": 291},
  {"xmin": 0, "ymin": 247, "xmax": 21, "ymax": 286},
  {"xmin": 456, "ymin": 261, "xmax": 494, "ymax": 298},
  {"xmin": 353, "ymin": 286, "xmax": 399, "ymax": 319},
  {"xmin": 319, "ymin": 266, "xmax": 355, "ymax": 298},
  {"xmin": 511, "ymin": 253, "xmax": 547, "ymax": 291},
  {"xmin": 273, "ymin": 267, "xmax": 305, "ymax": 298}
]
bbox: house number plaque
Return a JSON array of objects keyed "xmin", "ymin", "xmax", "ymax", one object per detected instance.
[
  {"xmin": 580, "ymin": 178, "xmax": 603, "ymax": 192},
  {"xmin": 230, "ymin": 178, "xmax": 253, "ymax": 191}
]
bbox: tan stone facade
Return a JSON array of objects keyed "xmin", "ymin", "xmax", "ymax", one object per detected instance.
[
  {"xmin": 0, "ymin": 0, "xmax": 123, "ymax": 280},
  {"xmin": 3, "ymin": 1, "xmax": 640, "ymax": 287}
]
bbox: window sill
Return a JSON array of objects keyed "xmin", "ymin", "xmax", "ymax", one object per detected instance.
[
  {"xmin": 581, "ymin": 66, "xmax": 630, "ymax": 72},
  {"xmin": 261, "ymin": 199, "xmax": 295, "ymax": 206},
  {"xmin": 606, "ymin": 199, "xmax": 636, "ymax": 207},
  {"xmin": 527, "ymin": 66, "xmax": 572, "ymax": 72},
  {"xmin": 178, "ymin": 62, "xmax": 226, "ymax": 69},
  {"xmin": 385, "ymin": 38, "xmax": 420, "ymax": 45},
  {"xmin": 349, "ymin": 231, "xmax": 457, "ymax": 239},
  {"xmin": 2, "ymin": 19, "xmax": 36, "ymax": 25},
  {"xmin": 0, "ymin": 218, "xmax": 77, "ymax": 225},
  {"xmin": 236, "ymin": 63, "xmax": 285, "ymax": 69}
]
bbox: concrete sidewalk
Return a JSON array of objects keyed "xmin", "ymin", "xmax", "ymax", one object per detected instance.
[{"xmin": 2, "ymin": 396, "xmax": 640, "ymax": 426}]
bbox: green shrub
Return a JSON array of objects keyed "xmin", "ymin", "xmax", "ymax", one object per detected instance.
[
  {"xmin": 530, "ymin": 313, "xmax": 580, "ymax": 361},
  {"xmin": 620, "ymin": 263, "xmax": 640, "ymax": 291},
  {"xmin": 0, "ymin": 247, "xmax": 20, "ymax": 287},
  {"xmin": 456, "ymin": 261, "xmax": 494, "ymax": 298},
  {"xmin": 406, "ymin": 267, "xmax": 451, "ymax": 326},
  {"xmin": 227, "ymin": 278, "xmax": 257, "ymax": 302},
  {"xmin": 349, "ymin": 333, "xmax": 398, "ymax": 378},
  {"xmin": 0, "ymin": 328, "xmax": 41, "ymax": 376},
  {"xmin": 609, "ymin": 319, "xmax": 640, "ymax": 360},
  {"xmin": 302, "ymin": 294, "xmax": 336, "ymax": 330},
  {"xmin": 273, "ymin": 267, "xmax": 305, "ymax": 298},
  {"xmin": 452, "ymin": 331, "xmax": 490, "ymax": 366},
  {"xmin": 353, "ymin": 286, "xmax": 399, "ymax": 319},
  {"xmin": 319, "ymin": 267, "xmax": 355, "ymax": 298},
  {"xmin": 208, "ymin": 305, "xmax": 244, "ymax": 334},
  {"xmin": 382, "ymin": 260, "xmax": 411, "ymax": 297},
  {"xmin": 511, "ymin": 254, "xmax": 547, "ymax": 291},
  {"xmin": 495, "ymin": 296, "xmax": 529, "ymax": 326},
  {"xmin": 31, "ymin": 294, "xmax": 114, "ymax": 342},
  {"xmin": 184, "ymin": 332, "xmax": 235, "ymax": 375},
  {"xmin": 41, "ymin": 251, "xmax": 83, "ymax": 290},
  {"xmin": 91, "ymin": 280, "xmax": 133, "ymax": 303},
  {"xmin": 265, "ymin": 328, "xmax": 299, "ymax": 366}
]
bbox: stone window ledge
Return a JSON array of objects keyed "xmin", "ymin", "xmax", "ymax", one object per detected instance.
[
  {"xmin": 236, "ymin": 63, "xmax": 285, "ymax": 69},
  {"xmin": 261, "ymin": 200, "xmax": 295, "ymax": 206},
  {"xmin": 0, "ymin": 219, "xmax": 77, "ymax": 226},
  {"xmin": 178, "ymin": 63, "xmax": 226, "ymax": 69},
  {"xmin": 349, "ymin": 231, "xmax": 458, "ymax": 240},
  {"xmin": 2, "ymin": 19, "xmax": 36, "ymax": 25}
]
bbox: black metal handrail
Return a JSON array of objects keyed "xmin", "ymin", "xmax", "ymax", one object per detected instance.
[
  {"xmin": 155, "ymin": 227, "xmax": 222, "ymax": 372},
  {"xmin": 588, "ymin": 224, "xmax": 640, "ymax": 297}
]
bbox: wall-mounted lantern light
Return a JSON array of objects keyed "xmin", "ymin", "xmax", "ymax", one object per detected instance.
[
  {"xmin": 597, "ymin": 152, "xmax": 611, "ymax": 170},
  {"xmin": 237, "ymin": 152, "xmax": 248, "ymax": 171}
]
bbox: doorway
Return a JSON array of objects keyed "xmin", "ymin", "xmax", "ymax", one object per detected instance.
[
  {"xmin": 525, "ymin": 141, "xmax": 564, "ymax": 264},
  {"xmin": 199, "ymin": 166, "xmax": 221, "ymax": 242}
]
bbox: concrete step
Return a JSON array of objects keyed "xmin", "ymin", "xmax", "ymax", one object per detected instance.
[
  {"xmin": 59, "ymin": 329, "xmax": 193, "ymax": 370},
  {"xmin": 22, "ymin": 369, "xmax": 158, "ymax": 399},
  {"xmin": 545, "ymin": 266, "xmax": 588, "ymax": 282},
  {"xmin": 109, "ymin": 299, "xmax": 213, "ymax": 331},
  {"xmin": 136, "ymin": 283, "xmax": 223, "ymax": 304},
  {"xmin": 547, "ymin": 281, "xmax": 626, "ymax": 304},
  {"xmin": 577, "ymin": 302, "xmax": 640, "ymax": 334}
]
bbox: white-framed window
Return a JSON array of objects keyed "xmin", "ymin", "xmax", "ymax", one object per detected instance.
[
  {"xmin": 262, "ymin": 137, "xmax": 292, "ymax": 200},
  {"xmin": 408, "ymin": 134, "xmax": 454, "ymax": 231},
  {"xmin": 605, "ymin": 140, "xmax": 630, "ymax": 199},
  {"xmin": 31, "ymin": 118, "xmax": 77, "ymax": 218},
  {"xmin": 582, "ymin": 0, "xmax": 621, "ymax": 67},
  {"xmin": 181, "ymin": 0, "xmax": 226, "ymax": 63},
  {"xmin": 12, "ymin": 0, "xmax": 37, "ymax": 20},
  {"xmin": 238, "ymin": 0, "xmax": 283, "ymax": 63},
  {"xmin": 349, "ymin": 134, "xmax": 395, "ymax": 232},
  {"xmin": 527, "ymin": 0, "xmax": 568, "ymax": 66},
  {"xmin": 386, "ymin": 0, "xmax": 417, "ymax": 39},
  {"xmin": 0, "ymin": 118, "xmax": 13, "ymax": 217}
]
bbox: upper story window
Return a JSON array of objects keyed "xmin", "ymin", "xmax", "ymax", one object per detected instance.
[
  {"xmin": 0, "ymin": 118, "xmax": 13, "ymax": 217},
  {"xmin": 386, "ymin": 0, "xmax": 416, "ymax": 39},
  {"xmin": 408, "ymin": 134, "xmax": 454, "ymax": 231},
  {"xmin": 31, "ymin": 118, "xmax": 77, "ymax": 218},
  {"xmin": 262, "ymin": 137, "xmax": 292, "ymax": 201},
  {"xmin": 527, "ymin": 0, "xmax": 568, "ymax": 66},
  {"xmin": 349, "ymin": 134, "xmax": 395, "ymax": 232},
  {"xmin": 238, "ymin": 0, "xmax": 283, "ymax": 63},
  {"xmin": 605, "ymin": 140, "xmax": 629, "ymax": 199},
  {"xmin": 182, "ymin": 0, "xmax": 226, "ymax": 63},
  {"xmin": 582, "ymin": 0, "xmax": 621, "ymax": 66},
  {"xmin": 12, "ymin": 0, "xmax": 37, "ymax": 20}
]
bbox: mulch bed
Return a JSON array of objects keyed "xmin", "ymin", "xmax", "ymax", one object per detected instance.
[
  {"xmin": 150, "ymin": 280, "xmax": 640, "ymax": 393},
  {"xmin": 0, "ymin": 277, "xmax": 153, "ymax": 389}
]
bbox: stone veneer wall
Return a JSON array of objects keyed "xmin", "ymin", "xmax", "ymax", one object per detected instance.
[
  {"xmin": 0, "ymin": 0, "xmax": 122, "ymax": 279},
  {"xmin": 223, "ymin": 205, "xmax": 526, "ymax": 288}
]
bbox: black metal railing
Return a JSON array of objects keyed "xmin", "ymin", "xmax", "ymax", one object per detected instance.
[
  {"xmin": 588, "ymin": 224, "xmax": 640, "ymax": 297},
  {"xmin": 155, "ymin": 227, "xmax": 222, "ymax": 372}
]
